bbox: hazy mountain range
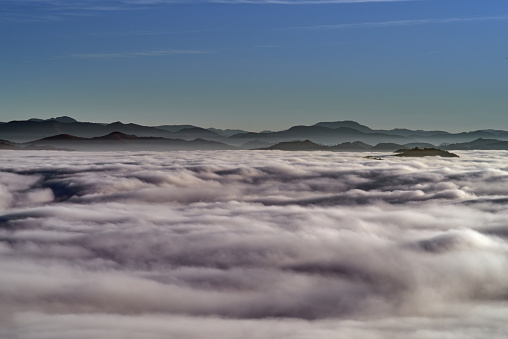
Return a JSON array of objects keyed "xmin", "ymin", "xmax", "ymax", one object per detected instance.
[{"xmin": 2, "ymin": 116, "xmax": 508, "ymax": 151}]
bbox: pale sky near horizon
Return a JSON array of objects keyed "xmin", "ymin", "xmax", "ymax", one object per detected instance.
[{"xmin": 1, "ymin": 0, "xmax": 507, "ymax": 132}]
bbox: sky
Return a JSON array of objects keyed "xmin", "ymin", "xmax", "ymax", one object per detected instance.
[{"xmin": 1, "ymin": 0, "xmax": 507, "ymax": 131}]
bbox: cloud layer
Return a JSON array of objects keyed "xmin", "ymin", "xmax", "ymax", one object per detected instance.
[{"xmin": 1, "ymin": 150, "xmax": 508, "ymax": 338}]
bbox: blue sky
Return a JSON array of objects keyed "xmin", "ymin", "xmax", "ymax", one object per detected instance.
[{"xmin": 1, "ymin": 0, "xmax": 507, "ymax": 131}]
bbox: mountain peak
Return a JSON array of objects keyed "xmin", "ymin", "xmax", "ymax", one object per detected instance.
[
  {"xmin": 27, "ymin": 116, "xmax": 77, "ymax": 123},
  {"xmin": 49, "ymin": 116, "xmax": 78, "ymax": 123},
  {"xmin": 96, "ymin": 131, "xmax": 138, "ymax": 140},
  {"xmin": 38, "ymin": 133, "xmax": 84, "ymax": 141},
  {"xmin": 314, "ymin": 121, "xmax": 372, "ymax": 132}
]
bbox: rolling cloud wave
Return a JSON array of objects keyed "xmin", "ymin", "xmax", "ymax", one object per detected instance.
[{"xmin": 1, "ymin": 150, "xmax": 508, "ymax": 338}]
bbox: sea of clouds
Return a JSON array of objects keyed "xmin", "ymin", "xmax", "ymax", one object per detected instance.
[{"xmin": 1, "ymin": 150, "xmax": 508, "ymax": 338}]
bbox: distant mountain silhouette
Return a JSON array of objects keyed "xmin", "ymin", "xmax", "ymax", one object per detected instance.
[
  {"xmin": 157, "ymin": 126, "xmax": 246, "ymax": 138},
  {"xmin": 0, "ymin": 139, "xmax": 18, "ymax": 150},
  {"xmin": 171, "ymin": 127, "xmax": 223, "ymax": 141},
  {"xmin": 350, "ymin": 141, "xmax": 373, "ymax": 149},
  {"xmin": 24, "ymin": 131, "xmax": 236, "ymax": 151},
  {"xmin": 227, "ymin": 125, "xmax": 411, "ymax": 146},
  {"xmin": 383, "ymin": 129, "xmax": 503, "ymax": 145},
  {"xmin": 258, "ymin": 140, "xmax": 409, "ymax": 152},
  {"xmin": 49, "ymin": 116, "xmax": 78, "ymax": 123},
  {"xmin": 314, "ymin": 120, "xmax": 373, "ymax": 133},
  {"xmin": 0, "ymin": 119, "xmax": 175, "ymax": 142},
  {"xmin": 156, "ymin": 124, "xmax": 198, "ymax": 132},
  {"xmin": 395, "ymin": 147, "xmax": 459, "ymax": 157},
  {"xmin": 262, "ymin": 140, "xmax": 325, "ymax": 151},
  {"xmin": 92, "ymin": 131, "xmax": 139, "ymax": 141},
  {"xmin": 330, "ymin": 141, "xmax": 372, "ymax": 151},
  {"xmin": 27, "ymin": 116, "xmax": 77, "ymax": 123},
  {"xmin": 208, "ymin": 128, "xmax": 249, "ymax": 137},
  {"xmin": 3, "ymin": 117, "xmax": 508, "ymax": 149},
  {"xmin": 479, "ymin": 129, "xmax": 508, "ymax": 137},
  {"xmin": 39, "ymin": 134, "xmax": 86, "ymax": 141},
  {"xmin": 442, "ymin": 138, "xmax": 508, "ymax": 150},
  {"xmin": 0, "ymin": 135, "xmax": 73, "ymax": 151},
  {"xmin": 381, "ymin": 128, "xmax": 451, "ymax": 138},
  {"xmin": 103, "ymin": 122, "xmax": 174, "ymax": 138}
]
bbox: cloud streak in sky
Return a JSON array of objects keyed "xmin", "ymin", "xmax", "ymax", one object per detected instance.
[
  {"xmin": 4, "ymin": 0, "xmax": 411, "ymax": 8},
  {"xmin": 0, "ymin": 0, "xmax": 414, "ymax": 18},
  {"xmin": 71, "ymin": 49, "xmax": 214, "ymax": 59},
  {"xmin": 290, "ymin": 15, "xmax": 508, "ymax": 30},
  {"xmin": 175, "ymin": 0, "xmax": 411, "ymax": 3},
  {"xmin": 2, "ymin": 150, "xmax": 508, "ymax": 337}
]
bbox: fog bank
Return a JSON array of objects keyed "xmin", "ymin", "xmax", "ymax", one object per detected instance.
[{"xmin": 1, "ymin": 150, "xmax": 508, "ymax": 338}]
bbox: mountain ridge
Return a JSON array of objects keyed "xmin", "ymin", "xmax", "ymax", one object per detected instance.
[
  {"xmin": 3, "ymin": 117, "xmax": 508, "ymax": 149},
  {"xmin": 21, "ymin": 131, "xmax": 237, "ymax": 151}
]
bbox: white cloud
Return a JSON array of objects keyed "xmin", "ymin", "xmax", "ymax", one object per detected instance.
[{"xmin": 1, "ymin": 150, "xmax": 508, "ymax": 337}]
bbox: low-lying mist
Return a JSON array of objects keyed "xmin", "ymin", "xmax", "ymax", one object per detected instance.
[{"xmin": 1, "ymin": 150, "xmax": 508, "ymax": 338}]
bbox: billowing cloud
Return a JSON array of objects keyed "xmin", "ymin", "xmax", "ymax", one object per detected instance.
[{"xmin": 1, "ymin": 150, "xmax": 508, "ymax": 338}]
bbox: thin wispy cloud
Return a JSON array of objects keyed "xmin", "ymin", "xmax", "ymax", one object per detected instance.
[
  {"xmin": 0, "ymin": 0, "xmax": 412, "ymax": 22},
  {"xmin": 290, "ymin": 15, "xmax": 508, "ymax": 30},
  {"xmin": 254, "ymin": 44, "xmax": 283, "ymax": 48},
  {"xmin": 71, "ymin": 49, "xmax": 214, "ymax": 59},
  {"xmin": 2, "ymin": 0, "xmax": 414, "ymax": 12},
  {"xmin": 163, "ymin": 0, "xmax": 411, "ymax": 3},
  {"xmin": 85, "ymin": 29, "xmax": 214, "ymax": 38}
]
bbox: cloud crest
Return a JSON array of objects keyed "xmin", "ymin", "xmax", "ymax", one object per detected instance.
[{"xmin": 1, "ymin": 150, "xmax": 508, "ymax": 338}]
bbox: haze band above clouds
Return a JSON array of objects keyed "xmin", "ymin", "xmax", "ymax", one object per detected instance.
[{"xmin": 2, "ymin": 150, "xmax": 508, "ymax": 338}]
